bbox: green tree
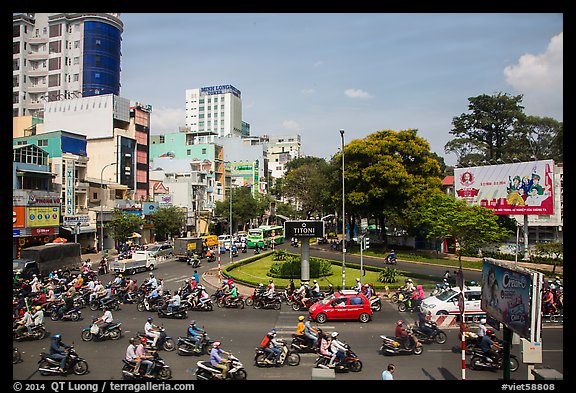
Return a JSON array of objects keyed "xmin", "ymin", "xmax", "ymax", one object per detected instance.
[
  {"xmin": 150, "ymin": 206, "xmax": 186, "ymax": 241},
  {"xmin": 282, "ymin": 157, "xmax": 331, "ymax": 219},
  {"xmin": 532, "ymin": 242, "xmax": 563, "ymax": 275},
  {"xmin": 214, "ymin": 186, "xmax": 258, "ymax": 232},
  {"xmin": 107, "ymin": 209, "xmax": 146, "ymax": 244},
  {"xmin": 447, "ymin": 92, "xmax": 525, "ymax": 162},
  {"xmin": 414, "ymin": 192, "xmax": 513, "ymax": 265},
  {"xmin": 507, "ymin": 115, "xmax": 563, "ymax": 163},
  {"xmin": 330, "ymin": 129, "xmax": 443, "ymax": 244}
]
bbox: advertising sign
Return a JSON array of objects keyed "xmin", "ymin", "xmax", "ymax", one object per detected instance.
[
  {"xmin": 65, "ymin": 159, "xmax": 75, "ymax": 215},
  {"xmin": 13, "ymin": 206, "xmax": 26, "ymax": 228},
  {"xmin": 454, "ymin": 160, "xmax": 554, "ymax": 215},
  {"xmin": 481, "ymin": 258, "xmax": 543, "ymax": 342},
  {"xmin": 142, "ymin": 202, "xmax": 159, "ymax": 216},
  {"xmin": 284, "ymin": 220, "xmax": 324, "ymax": 238},
  {"xmin": 26, "ymin": 206, "xmax": 60, "ymax": 227}
]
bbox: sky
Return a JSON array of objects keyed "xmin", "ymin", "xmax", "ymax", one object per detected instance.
[{"xmin": 118, "ymin": 13, "xmax": 563, "ymax": 166}]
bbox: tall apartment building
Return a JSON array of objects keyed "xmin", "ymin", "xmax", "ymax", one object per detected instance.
[
  {"xmin": 266, "ymin": 134, "xmax": 302, "ymax": 179},
  {"xmin": 13, "ymin": 13, "xmax": 123, "ymax": 118},
  {"xmin": 185, "ymin": 85, "xmax": 244, "ymax": 139}
]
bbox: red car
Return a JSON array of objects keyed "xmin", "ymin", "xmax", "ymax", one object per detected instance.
[{"xmin": 309, "ymin": 290, "xmax": 373, "ymax": 323}]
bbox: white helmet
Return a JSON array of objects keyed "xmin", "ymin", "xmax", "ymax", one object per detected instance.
[
  {"xmin": 480, "ymin": 318, "xmax": 487, "ymax": 324},
  {"xmin": 331, "ymin": 332, "xmax": 339, "ymax": 338}
]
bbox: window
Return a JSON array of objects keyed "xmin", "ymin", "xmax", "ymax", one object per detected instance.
[
  {"xmin": 349, "ymin": 297, "xmax": 364, "ymax": 306},
  {"xmin": 202, "ymin": 148, "xmax": 206, "ymax": 154},
  {"xmin": 37, "ymin": 139, "xmax": 48, "ymax": 147},
  {"xmin": 159, "ymin": 135, "xmax": 165, "ymax": 143},
  {"xmin": 187, "ymin": 149, "xmax": 191, "ymax": 155}
]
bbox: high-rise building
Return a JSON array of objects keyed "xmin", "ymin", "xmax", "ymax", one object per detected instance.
[
  {"xmin": 185, "ymin": 85, "xmax": 244, "ymax": 139},
  {"xmin": 13, "ymin": 13, "xmax": 123, "ymax": 118}
]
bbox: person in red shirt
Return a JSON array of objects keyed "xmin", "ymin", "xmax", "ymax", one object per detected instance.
[{"xmin": 395, "ymin": 320, "xmax": 411, "ymax": 349}]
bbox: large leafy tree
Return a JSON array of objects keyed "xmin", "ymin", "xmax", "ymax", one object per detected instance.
[
  {"xmin": 149, "ymin": 206, "xmax": 186, "ymax": 241},
  {"xmin": 414, "ymin": 192, "xmax": 513, "ymax": 264},
  {"xmin": 507, "ymin": 115, "xmax": 563, "ymax": 163},
  {"xmin": 107, "ymin": 209, "xmax": 146, "ymax": 243},
  {"xmin": 214, "ymin": 186, "xmax": 258, "ymax": 232},
  {"xmin": 330, "ymin": 129, "xmax": 443, "ymax": 243},
  {"xmin": 447, "ymin": 92, "xmax": 525, "ymax": 162},
  {"xmin": 282, "ymin": 157, "xmax": 332, "ymax": 219}
]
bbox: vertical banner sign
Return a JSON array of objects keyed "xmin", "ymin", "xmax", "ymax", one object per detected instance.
[{"xmin": 65, "ymin": 159, "xmax": 75, "ymax": 216}]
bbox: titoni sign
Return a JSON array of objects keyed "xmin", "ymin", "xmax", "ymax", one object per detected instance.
[{"xmin": 284, "ymin": 220, "xmax": 324, "ymax": 238}]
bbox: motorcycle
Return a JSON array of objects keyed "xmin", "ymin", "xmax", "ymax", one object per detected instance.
[
  {"xmin": 291, "ymin": 334, "xmax": 318, "ymax": 354},
  {"xmin": 241, "ymin": 244, "xmax": 247, "ymax": 253},
  {"xmin": 13, "ymin": 347, "xmax": 22, "ymax": 364},
  {"xmin": 122, "ymin": 350, "xmax": 172, "ymax": 380},
  {"xmin": 183, "ymin": 297, "xmax": 214, "ymax": 312},
  {"xmin": 412, "ymin": 321, "xmax": 448, "ymax": 344},
  {"xmin": 136, "ymin": 327, "xmax": 176, "ymax": 351},
  {"xmin": 469, "ymin": 348, "xmax": 519, "ymax": 372},
  {"xmin": 244, "ymin": 288, "xmax": 265, "ymax": 307},
  {"xmin": 385, "ymin": 256, "xmax": 397, "ymax": 265},
  {"xmin": 290, "ymin": 293, "xmax": 319, "ymax": 311},
  {"xmin": 430, "ymin": 282, "xmax": 451, "ymax": 296},
  {"xmin": 253, "ymin": 294, "xmax": 281, "ymax": 310},
  {"xmin": 380, "ymin": 331, "xmax": 424, "ymax": 356},
  {"xmin": 177, "ymin": 332, "xmax": 214, "ymax": 356},
  {"xmin": 157, "ymin": 304, "xmax": 188, "ymax": 319},
  {"xmin": 314, "ymin": 345, "xmax": 362, "ymax": 372},
  {"xmin": 137, "ymin": 296, "xmax": 166, "ymax": 312},
  {"xmin": 206, "ymin": 254, "xmax": 216, "ymax": 263},
  {"xmin": 231, "ymin": 248, "xmax": 239, "ymax": 258},
  {"xmin": 81, "ymin": 318, "xmax": 122, "ymax": 341},
  {"xmin": 50, "ymin": 306, "xmax": 82, "ymax": 322},
  {"xmin": 390, "ymin": 288, "xmax": 412, "ymax": 304},
  {"xmin": 13, "ymin": 323, "xmax": 47, "ymax": 341},
  {"xmin": 459, "ymin": 331, "xmax": 481, "ymax": 354},
  {"xmin": 370, "ymin": 295, "xmax": 382, "ymax": 312},
  {"xmin": 187, "ymin": 256, "xmax": 201, "ymax": 268},
  {"xmin": 397, "ymin": 297, "xmax": 421, "ymax": 313},
  {"xmin": 254, "ymin": 341, "xmax": 300, "ymax": 367},
  {"xmin": 89, "ymin": 297, "xmax": 121, "ymax": 312},
  {"xmin": 195, "ymin": 353, "xmax": 247, "ymax": 380},
  {"xmin": 217, "ymin": 295, "xmax": 246, "ymax": 309},
  {"xmin": 38, "ymin": 346, "xmax": 89, "ymax": 376}
]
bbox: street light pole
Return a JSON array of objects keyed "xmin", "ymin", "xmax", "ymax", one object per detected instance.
[
  {"xmin": 230, "ymin": 185, "xmax": 233, "ymax": 263},
  {"xmin": 100, "ymin": 162, "xmax": 117, "ymax": 255},
  {"xmin": 340, "ymin": 129, "xmax": 346, "ymax": 290}
]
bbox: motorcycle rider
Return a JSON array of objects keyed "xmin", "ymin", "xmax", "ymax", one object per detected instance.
[
  {"xmin": 223, "ymin": 282, "xmax": 238, "ymax": 306},
  {"xmin": 14, "ymin": 307, "xmax": 33, "ymax": 336},
  {"xmin": 166, "ymin": 290, "xmax": 181, "ymax": 313},
  {"xmin": 210, "ymin": 341, "xmax": 231, "ymax": 379},
  {"xmin": 135, "ymin": 337, "xmax": 154, "ymax": 377},
  {"xmin": 144, "ymin": 316, "xmax": 162, "ymax": 348},
  {"xmin": 324, "ymin": 284, "xmax": 334, "ymax": 296},
  {"xmin": 32, "ymin": 305, "xmax": 45, "ymax": 329},
  {"xmin": 416, "ymin": 310, "xmax": 435, "ymax": 337},
  {"xmin": 353, "ymin": 278, "xmax": 362, "ymax": 293},
  {"xmin": 144, "ymin": 273, "xmax": 158, "ymax": 291},
  {"xmin": 57, "ymin": 292, "xmax": 75, "ymax": 319},
  {"xmin": 304, "ymin": 316, "xmax": 318, "ymax": 348},
  {"xmin": 187, "ymin": 320, "xmax": 206, "ymax": 352},
  {"xmin": 395, "ymin": 320, "xmax": 413, "ymax": 349},
  {"xmin": 295, "ymin": 315, "xmax": 306, "ymax": 339},
  {"xmin": 94, "ymin": 305, "xmax": 114, "ymax": 337},
  {"xmin": 386, "ymin": 249, "xmax": 396, "ymax": 263},
  {"xmin": 197, "ymin": 285, "xmax": 211, "ymax": 309},
  {"xmin": 328, "ymin": 332, "xmax": 347, "ymax": 367},
  {"xmin": 266, "ymin": 329, "xmax": 283, "ymax": 364},
  {"xmin": 49, "ymin": 334, "xmax": 71, "ymax": 373},
  {"xmin": 479, "ymin": 329, "xmax": 501, "ymax": 365},
  {"xmin": 266, "ymin": 279, "xmax": 276, "ymax": 300},
  {"xmin": 125, "ymin": 337, "xmax": 138, "ymax": 372},
  {"xmin": 542, "ymin": 287, "xmax": 557, "ymax": 314},
  {"xmin": 311, "ymin": 280, "xmax": 321, "ymax": 299},
  {"xmin": 476, "ymin": 318, "xmax": 487, "ymax": 344},
  {"xmin": 318, "ymin": 329, "xmax": 331, "ymax": 358}
]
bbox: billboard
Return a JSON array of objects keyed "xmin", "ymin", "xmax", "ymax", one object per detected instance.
[
  {"xmin": 284, "ymin": 220, "xmax": 324, "ymax": 238},
  {"xmin": 26, "ymin": 206, "xmax": 60, "ymax": 227},
  {"xmin": 481, "ymin": 258, "xmax": 543, "ymax": 342},
  {"xmin": 13, "ymin": 206, "xmax": 26, "ymax": 228},
  {"xmin": 454, "ymin": 160, "xmax": 554, "ymax": 215}
]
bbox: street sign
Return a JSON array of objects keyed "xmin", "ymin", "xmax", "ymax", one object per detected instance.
[{"xmin": 458, "ymin": 292, "xmax": 465, "ymax": 315}]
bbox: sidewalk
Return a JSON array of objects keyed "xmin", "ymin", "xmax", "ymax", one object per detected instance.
[{"xmin": 201, "ymin": 267, "xmax": 255, "ymax": 295}]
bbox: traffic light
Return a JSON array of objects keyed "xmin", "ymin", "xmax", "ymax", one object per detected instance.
[{"xmin": 364, "ymin": 236, "xmax": 370, "ymax": 249}]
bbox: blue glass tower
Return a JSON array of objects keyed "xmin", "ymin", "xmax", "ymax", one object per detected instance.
[{"xmin": 82, "ymin": 21, "xmax": 122, "ymax": 97}]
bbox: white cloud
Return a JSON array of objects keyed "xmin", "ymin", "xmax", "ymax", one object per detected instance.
[
  {"xmin": 313, "ymin": 60, "xmax": 324, "ymax": 68},
  {"xmin": 301, "ymin": 88, "xmax": 316, "ymax": 94},
  {"xmin": 150, "ymin": 107, "xmax": 185, "ymax": 134},
  {"xmin": 344, "ymin": 88, "xmax": 373, "ymax": 99},
  {"xmin": 282, "ymin": 120, "xmax": 301, "ymax": 132},
  {"xmin": 504, "ymin": 32, "xmax": 563, "ymax": 119}
]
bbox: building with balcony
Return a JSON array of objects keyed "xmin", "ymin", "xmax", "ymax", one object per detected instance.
[{"xmin": 13, "ymin": 13, "xmax": 123, "ymax": 118}]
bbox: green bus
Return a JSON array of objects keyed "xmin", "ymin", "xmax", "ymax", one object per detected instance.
[{"xmin": 246, "ymin": 225, "xmax": 285, "ymax": 248}]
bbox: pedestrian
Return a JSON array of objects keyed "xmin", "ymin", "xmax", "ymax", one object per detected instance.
[{"xmin": 381, "ymin": 363, "xmax": 395, "ymax": 380}]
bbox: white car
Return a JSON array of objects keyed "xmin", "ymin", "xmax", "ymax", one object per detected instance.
[
  {"xmin": 218, "ymin": 235, "xmax": 233, "ymax": 250},
  {"xmin": 419, "ymin": 285, "xmax": 485, "ymax": 317}
]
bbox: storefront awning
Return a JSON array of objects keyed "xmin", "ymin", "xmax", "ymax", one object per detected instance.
[{"xmin": 16, "ymin": 169, "xmax": 55, "ymax": 177}]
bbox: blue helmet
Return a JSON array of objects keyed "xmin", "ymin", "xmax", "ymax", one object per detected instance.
[
  {"xmin": 147, "ymin": 316, "xmax": 153, "ymax": 322},
  {"xmin": 53, "ymin": 334, "xmax": 61, "ymax": 340}
]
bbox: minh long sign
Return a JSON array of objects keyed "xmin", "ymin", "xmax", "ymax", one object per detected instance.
[{"xmin": 284, "ymin": 220, "xmax": 324, "ymax": 238}]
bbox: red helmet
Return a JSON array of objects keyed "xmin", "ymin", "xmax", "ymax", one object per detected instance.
[
  {"xmin": 486, "ymin": 329, "xmax": 494, "ymax": 336},
  {"xmin": 140, "ymin": 337, "xmax": 147, "ymax": 343},
  {"xmin": 397, "ymin": 320, "xmax": 403, "ymax": 326}
]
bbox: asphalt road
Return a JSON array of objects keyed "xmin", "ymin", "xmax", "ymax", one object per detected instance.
[{"xmin": 13, "ymin": 246, "xmax": 563, "ymax": 382}]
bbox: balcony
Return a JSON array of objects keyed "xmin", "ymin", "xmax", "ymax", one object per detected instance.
[{"xmin": 26, "ymin": 51, "xmax": 49, "ymax": 60}]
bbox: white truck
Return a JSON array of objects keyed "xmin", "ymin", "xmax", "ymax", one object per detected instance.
[{"xmin": 109, "ymin": 251, "xmax": 156, "ymax": 275}]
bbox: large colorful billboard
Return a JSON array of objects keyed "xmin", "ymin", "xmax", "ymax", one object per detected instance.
[
  {"xmin": 26, "ymin": 206, "xmax": 60, "ymax": 227},
  {"xmin": 481, "ymin": 258, "xmax": 543, "ymax": 342},
  {"xmin": 454, "ymin": 159, "xmax": 554, "ymax": 215}
]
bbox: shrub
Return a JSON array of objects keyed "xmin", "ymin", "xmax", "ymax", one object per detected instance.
[
  {"xmin": 378, "ymin": 267, "xmax": 399, "ymax": 284},
  {"xmin": 269, "ymin": 256, "xmax": 332, "ymax": 279}
]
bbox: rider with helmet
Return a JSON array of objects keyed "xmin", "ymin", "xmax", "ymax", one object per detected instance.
[
  {"xmin": 328, "ymin": 331, "xmax": 347, "ymax": 367},
  {"xmin": 479, "ymin": 329, "xmax": 501, "ymax": 364},
  {"xmin": 135, "ymin": 336, "xmax": 154, "ymax": 377},
  {"xmin": 210, "ymin": 341, "xmax": 231, "ymax": 379},
  {"xmin": 304, "ymin": 316, "xmax": 319, "ymax": 347},
  {"xmin": 394, "ymin": 319, "xmax": 412, "ymax": 349},
  {"xmin": 187, "ymin": 320, "xmax": 205, "ymax": 351},
  {"xmin": 49, "ymin": 334, "xmax": 71, "ymax": 373},
  {"xmin": 144, "ymin": 316, "xmax": 162, "ymax": 348}
]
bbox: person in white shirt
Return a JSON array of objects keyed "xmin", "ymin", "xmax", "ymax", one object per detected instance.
[
  {"xmin": 329, "ymin": 331, "xmax": 347, "ymax": 366},
  {"xmin": 95, "ymin": 306, "xmax": 114, "ymax": 337}
]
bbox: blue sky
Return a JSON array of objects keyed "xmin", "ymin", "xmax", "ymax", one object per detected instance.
[{"xmin": 119, "ymin": 13, "xmax": 563, "ymax": 166}]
